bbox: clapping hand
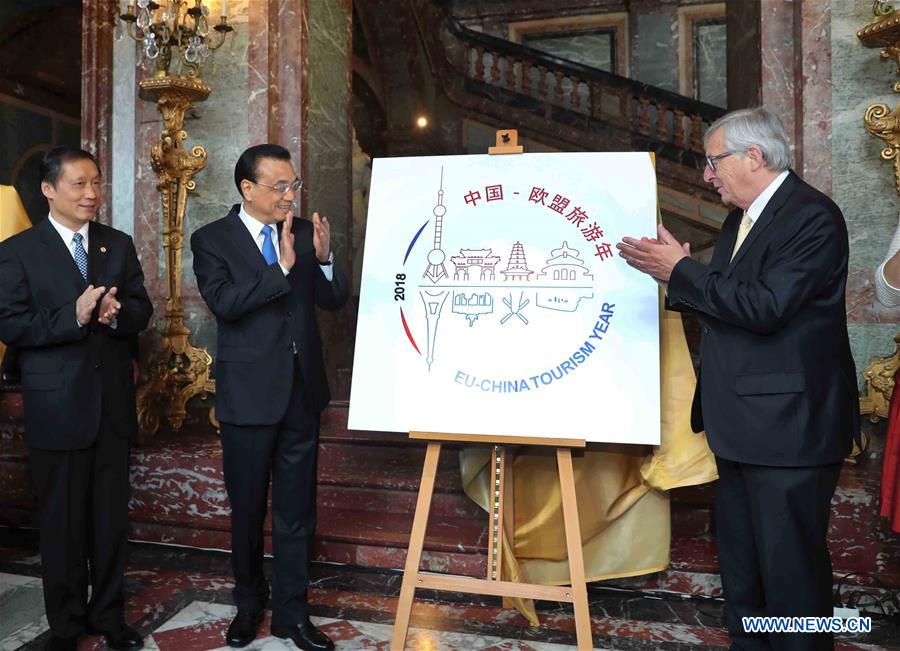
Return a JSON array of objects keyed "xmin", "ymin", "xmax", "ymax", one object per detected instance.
[
  {"xmin": 98, "ymin": 287, "xmax": 121, "ymax": 325},
  {"xmin": 312, "ymin": 211, "xmax": 331, "ymax": 264},
  {"xmin": 76, "ymin": 285, "xmax": 106, "ymax": 326},
  {"xmin": 280, "ymin": 211, "xmax": 296, "ymax": 271}
]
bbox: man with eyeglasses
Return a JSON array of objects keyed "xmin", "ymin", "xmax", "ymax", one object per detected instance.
[
  {"xmin": 618, "ymin": 108, "xmax": 858, "ymax": 650},
  {"xmin": 191, "ymin": 144, "xmax": 349, "ymax": 650}
]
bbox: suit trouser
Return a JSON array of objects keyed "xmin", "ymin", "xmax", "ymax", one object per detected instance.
[
  {"xmin": 28, "ymin": 420, "xmax": 130, "ymax": 638},
  {"xmin": 714, "ymin": 456, "xmax": 842, "ymax": 651},
  {"xmin": 220, "ymin": 359, "xmax": 319, "ymax": 626}
]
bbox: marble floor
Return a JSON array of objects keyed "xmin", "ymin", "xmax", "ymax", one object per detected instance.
[{"xmin": 0, "ymin": 529, "xmax": 897, "ymax": 651}]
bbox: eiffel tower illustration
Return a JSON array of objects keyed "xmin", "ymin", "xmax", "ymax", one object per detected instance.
[{"xmin": 423, "ymin": 168, "xmax": 448, "ymax": 283}]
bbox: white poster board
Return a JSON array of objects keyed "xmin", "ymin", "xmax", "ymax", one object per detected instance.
[{"xmin": 348, "ymin": 152, "xmax": 660, "ymax": 444}]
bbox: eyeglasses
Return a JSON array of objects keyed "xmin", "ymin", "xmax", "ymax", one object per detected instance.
[
  {"xmin": 705, "ymin": 150, "xmax": 737, "ymax": 173},
  {"xmin": 252, "ymin": 177, "xmax": 302, "ymax": 195}
]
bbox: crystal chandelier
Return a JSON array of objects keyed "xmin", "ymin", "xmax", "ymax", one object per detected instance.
[{"xmin": 115, "ymin": 1, "xmax": 234, "ymax": 76}]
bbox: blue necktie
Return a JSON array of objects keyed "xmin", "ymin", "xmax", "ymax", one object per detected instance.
[
  {"xmin": 72, "ymin": 232, "xmax": 88, "ymax": 280},
  {"xmin": 261, "ymin": 225, "xmax": 278, "ymax": 266}
]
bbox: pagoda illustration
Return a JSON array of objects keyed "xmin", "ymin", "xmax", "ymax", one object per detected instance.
[
  {"xmin": 537, "ymin": 241, "xmax": 594, "ymax": 282},
  {"xmin": 500, "ymin": 241, "xmax": 533, "ymax": 281}
]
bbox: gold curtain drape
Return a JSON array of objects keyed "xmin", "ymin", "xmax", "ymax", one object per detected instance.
[
  {"xmin": 460, "ymin": 295, "xmax": 718, "ymax": 625},
  {"xmin": 0, "ymin": 185, "xmax": 31, "ymax": 240},
  {"xmin": 0, "ymin": 185, "xmax": 32, "ymax": 364}
]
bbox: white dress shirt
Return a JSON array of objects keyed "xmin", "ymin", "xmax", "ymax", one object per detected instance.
[
  {"xmin": 743, "ymin": 170, "xmax": 790, "ymax": 233},
  {"xmin": 47, "ymin": 213, "xmax": 89, "ymax": 262},
  {"xmin": 238, "ymin": 204, "xmax": 333, "ymax": 281},
  {"xmin": 47, "ymin": 213, "xmax": 102, "ymax": 328}
]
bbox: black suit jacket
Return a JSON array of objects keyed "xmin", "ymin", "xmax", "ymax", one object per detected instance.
[
  {"xmin": 0, "ymin": 219, "xmax": 153, "ymax": 450},
  {"xmin": 191, "ymin": 205, "xmax": 349, "ymax": 425},
  {"xmin": 667, "ymin": 171, "xmax": 859, "ymax": 466}
]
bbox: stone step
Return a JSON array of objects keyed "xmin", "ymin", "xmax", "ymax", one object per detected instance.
[{"xmin": 2, "ymin": 401, "xmax": 898, "ymax": 601}]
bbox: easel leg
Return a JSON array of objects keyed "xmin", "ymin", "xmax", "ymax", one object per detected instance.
[
  {"xmin": 391, "ymin": 441, "xmax": 441, "ymax": 650},
  {"xmin": 557, "ymin": 447, "xmax": 593, "ymax": 650}
]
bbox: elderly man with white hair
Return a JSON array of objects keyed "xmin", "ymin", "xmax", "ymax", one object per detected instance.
[{"xmin": 618, "ymin": 107, "xmax": 859, "ymax": 651}]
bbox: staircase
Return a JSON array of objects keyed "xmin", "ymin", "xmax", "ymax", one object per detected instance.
[
  {"xmin": 413, "ymin": 1, "xmax": 728, "ymax": 231},
  {"xmin": 351, "ymin": 0, "xmax": 729, "ymax": 257},
  {"xmin": 2, "ymin": 394, "xmax": 899, "ymax": 609},
  {"xmin": 0, "ymin": 398, "xmax": 702, "ymax": 582}
]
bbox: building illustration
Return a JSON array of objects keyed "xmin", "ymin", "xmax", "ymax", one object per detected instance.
[
  {"xmin": 450, "ymin": 248, "xmax": 502, "ymax": 281},
  {"xmin": 452, "ymin": 291, "xmax": 494, "ymax": 326},
  {"xmin": 410, "ymin": 174, "xmax": 600, "ymax": 369},
  {"xmin": 537, "ymin": 241, "xmax": 594, "ymax": 282}
]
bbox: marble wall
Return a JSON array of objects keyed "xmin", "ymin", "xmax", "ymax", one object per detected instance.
[
  {"xmin": 308, "ymin": 0, "xmax": 353, "ymax": 266},
  {"xmin": 758, "ymin": 0, "xmax": 833, "ymax": 195},
  {"xmin": 831, "ymin": 2, "xmax": 900, "ymax": 380},
  {"xmin": 81, "ymin": 0, "xmax": 114, "ymax": 226},
  {"xmin": 175, "ymin": 2, "xmax": 252, "ymax": 352},
  {"xmin": 634, "ymin": 11, "xmax": 677, "ymax": 93},
  {"xmin": 749, "ymin": 0, "xmax": 898, "ymax": 384},
  {"xmin": 110, "ymin": 2, "xmax": 252, "ymax": 353},
  {"xmin": 111, "ymin": 34, "xmax": 136, "ymax": 238},
  {"xmin": 521, "ymin": 31, "xmax": 615, "ymax": 72},
  {"xmin": 693, "ymin": 19, "xmax": 726, "ymax": 107},
  {"xmin": 97, "ymin": 0, "xmax": 897, "ymax": 408},
  {"xmin": 106, "ymin": 0, "xmax": 357, "ymax": 409},
  {"xmin": 307, "ymin": 0, "xmax": 354, "ymax": 399}
]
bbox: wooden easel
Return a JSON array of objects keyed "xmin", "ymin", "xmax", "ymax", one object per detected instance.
[{"xmin": 390, "ymin": 130, "xmax": 594, "ymax": 650}]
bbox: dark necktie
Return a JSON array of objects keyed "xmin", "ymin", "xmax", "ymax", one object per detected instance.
[{"xmin": 72, "ymin": 232, "xmax": 88, "ymax": 280}]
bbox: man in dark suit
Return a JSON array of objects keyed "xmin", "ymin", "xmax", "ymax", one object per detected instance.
[
  {"xmin": 0, "ymin": 148, "xmax": 153, "ymax": 651},
  {"xmin": 618, "ymin": 107, "xmax": 859, "ymax": 650},
  {"xmin": 191, "ymin": 144, "xmax": 349, "ymax": 650}
]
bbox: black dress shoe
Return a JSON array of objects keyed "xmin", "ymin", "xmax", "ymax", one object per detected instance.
[
  {"xmin": 87, "ymin": 624, "xmax": 143, "ymax": 650},
  {"xmin": 271, "ymin": 619, "xmax": 334, "ymax": 651},
  {"xmin": 44, "ymin": 636, "xmax": 77, "ymax": 651},
  {"xmin": 226, "ymin": 609, "xmax": 264, "ymax": 648}
]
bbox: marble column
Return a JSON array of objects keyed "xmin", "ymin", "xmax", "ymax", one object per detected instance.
[
  {"xmin": 81, "ymin": 0, "xmax": 115, "ymax": 226},
  {"xmin": 111, "ymin": 34, "xmax": 136, "ymax": 237},
  {"xmin": 308, "ymin": 0, "xmax": 354, "ymax": 400},
  {"xmin": 758, "ymin": 0, "xmax": 832, "ymax": 194},
  {"xmin": 759, "ymin": 1, "xmax": 797, "ymax": 150},
  {"xmin": 726, "ymin": 0, "xmax": 761, "ymax": 111},
  {"xmin": 798, "ymin": 1, "xmax": 832, "ymax": 195},
  {"xmin": 248, "ymin": 0, "xmax": 310, "ymax": 219}
]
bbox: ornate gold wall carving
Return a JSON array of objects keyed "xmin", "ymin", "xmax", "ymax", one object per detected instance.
[
  {"xmin": 858, "ymin": 7, "xmax": 900, "ymax": 422},
  {"xmin": 134, "ymin": 76, "xmax": 216, "ymax": 440}
]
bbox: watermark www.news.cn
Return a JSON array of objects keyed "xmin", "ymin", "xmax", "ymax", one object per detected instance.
[{"xmin": 742, "ymin": 617, "xmax": 872, "ymax": 634}]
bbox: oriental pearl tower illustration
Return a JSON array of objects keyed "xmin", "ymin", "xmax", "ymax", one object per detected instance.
[
  {"xmin": 423, "ymin": 169, "xmax": 449, "ymax": 282},
  {"xmin": 420, "ymin": 169, "xmax": 450, "ymax": 370}
]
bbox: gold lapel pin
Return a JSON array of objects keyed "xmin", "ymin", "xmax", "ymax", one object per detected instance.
[{"xmin": 100, "ymin": 246, "xmax": 107, "ymax": 253}]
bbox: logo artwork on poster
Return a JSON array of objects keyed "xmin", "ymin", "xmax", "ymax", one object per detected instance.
[{"xmin": 393, "ymin": 168, "xmax": 616, "ymax": 392}]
